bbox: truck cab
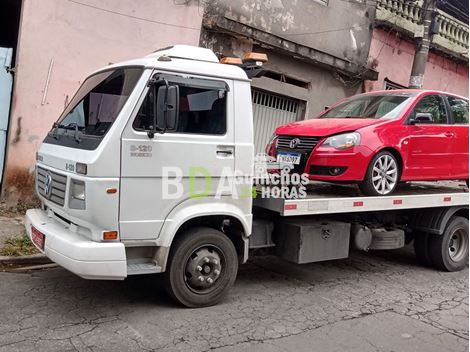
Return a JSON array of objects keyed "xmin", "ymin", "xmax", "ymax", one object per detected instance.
[{"xmin": 26, "ymin": 46, "xmax": 254, "ymax": 307}]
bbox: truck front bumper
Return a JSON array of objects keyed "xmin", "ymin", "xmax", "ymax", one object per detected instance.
[{"xmin": 25, "ymin": 209, "xmax": 127, "ymax": 280}]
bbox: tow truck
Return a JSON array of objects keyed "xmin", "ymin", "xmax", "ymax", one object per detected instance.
[{"xmin": 25, "ymin": 45, "xmax": 469, "ymax": 307}]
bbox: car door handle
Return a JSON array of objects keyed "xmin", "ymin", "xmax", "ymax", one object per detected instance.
[
  {"xmin": 216, "ymin": 150, "xmax": 233, "ymax": 156},
  {"xmin": 444, "ymin": 132, "xmax": 454, "ymax": 138}
]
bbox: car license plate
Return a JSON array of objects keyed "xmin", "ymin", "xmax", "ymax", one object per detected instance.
[
  {"xmin": 31, "ymin": 226, "xmax": 45, "ymax": 251},
  {"xmin": 277, "ymin": 152, "xmax": 301, "ymax": 165}
]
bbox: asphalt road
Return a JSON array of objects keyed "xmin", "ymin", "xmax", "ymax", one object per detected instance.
[{"xmin": 0, "ymin": 246, "xmax": 467, "ymax": 352}]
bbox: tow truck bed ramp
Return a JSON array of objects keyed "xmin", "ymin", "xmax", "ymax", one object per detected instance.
[{"xmin": 254, "ymin": 181, "xmax": 469, "ymax": 216}]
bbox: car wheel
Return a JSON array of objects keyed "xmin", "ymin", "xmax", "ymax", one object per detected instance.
[
  {"xmin": 360, "ymin": 151, "xmax": 399, "ymax": 196},
  {"xmin": 428, "ymin": 216, "xmax": 469, "ymax": 272},
  {"xmin": 163, "ymin": 227, "xmax": 238, "ymax": 308}
]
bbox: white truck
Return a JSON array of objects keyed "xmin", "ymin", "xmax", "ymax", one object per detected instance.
[{"xmin": 26, "ymin": 45, "xmax": 469, "ymax": 307}]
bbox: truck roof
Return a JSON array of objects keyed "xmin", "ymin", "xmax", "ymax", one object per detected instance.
[{"xmin": 92, "ymin": 45, "xmax": 250, "ymax": 82}]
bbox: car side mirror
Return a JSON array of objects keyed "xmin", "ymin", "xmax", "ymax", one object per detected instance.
[
  {"xmin": 156, "ymin": 84, "xmax": 179, "ymax": 132},
  {"xmin": 411, "ymin": 112, "xmax": 433, "ymax": 125}
]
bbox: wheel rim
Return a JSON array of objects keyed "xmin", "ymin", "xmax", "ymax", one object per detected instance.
[
  {"xmin": 448, "ymin": 228, "xmax": 468, "ymax": 263},
  {"xmin": 372, "ymin": 154, "xmax": 398, "ymax": 195},
  {"xmin": 184, "ymin": 245, "xmax": 224, "ymax": 294}
]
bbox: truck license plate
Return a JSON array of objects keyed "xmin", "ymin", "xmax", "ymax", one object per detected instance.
[
  {"xmin": 277, "ymin": 152, "xmax": 301, "ymax": 165},
  {"xmin": 31, "ymin": 227, "xmax": 45, "ymax": 251}
]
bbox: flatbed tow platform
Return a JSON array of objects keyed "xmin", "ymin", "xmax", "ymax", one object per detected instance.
[{"xmin": 254, "ymin": 181, "xmax": 469, "ymax": 216}]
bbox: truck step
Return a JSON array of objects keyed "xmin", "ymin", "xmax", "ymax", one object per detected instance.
[{"xmin": 127, "ymin": 262, "xmax": 162, "ymax": 275}]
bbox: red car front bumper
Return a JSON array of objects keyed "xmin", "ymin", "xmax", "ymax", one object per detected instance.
[{"xmin": 304, "ymin": 145, "xmax": 374, "ymax": 181}]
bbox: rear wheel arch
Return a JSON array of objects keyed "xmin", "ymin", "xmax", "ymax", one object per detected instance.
[{"xmin": 409, "ymin": 206, "xmax": 469, "ymax": 235}]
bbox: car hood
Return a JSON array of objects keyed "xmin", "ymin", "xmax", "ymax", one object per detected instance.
[{"xmin": 275, "ymin": 118, "xmax": 385, "ymax": 137}]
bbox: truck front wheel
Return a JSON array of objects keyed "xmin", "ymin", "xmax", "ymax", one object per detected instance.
[
  {"xmin": 428, "ymin": 216, "xmax": 469, "ymax": 272},
  {"xmin": 164, "ymin": 227, "xmax": 238, "ymax": 308}
]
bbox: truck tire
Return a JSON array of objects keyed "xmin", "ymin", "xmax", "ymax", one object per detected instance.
[
  {"xmin": 359, "ymin": 151, "xmax": 399, "ymax": 196},
  {"xmin": 163, "ymin": 227, "xmax": 238, "ymax": 308},
  {"xmin": 428, "ymin": 216, "xmax": 469, "ymax": 272},
  {"xmin": 413, "ymin": 232, "xmax": 430, "ymax": 266}
]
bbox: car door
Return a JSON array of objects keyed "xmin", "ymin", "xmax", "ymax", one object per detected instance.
[
  {"xmin": 404, "ymin": 94, "xmax": 453, "ymax": 180},
  {"xmin": 445, "ymin": 95, "xmax": 469, "ymax": 179},
  {"xmin": 120, "ymin": 72, "xmax": 235, "ymax": 240}
]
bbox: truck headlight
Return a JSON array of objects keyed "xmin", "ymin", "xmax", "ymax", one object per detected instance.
[
  {"xmin": 69, "ymin": 180, "xmax": 86, "ymax": 209},
  {"xmin": 71, "ymin": 179, "xmax": 86, "ymax": 200},
  {"xmin": 322, "ymin": 132, "xmax": 360, "ymax": 150}
]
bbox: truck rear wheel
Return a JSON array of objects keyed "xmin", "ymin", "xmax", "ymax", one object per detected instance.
[
  {"xmin": 164, "ymin": 227, "xmax": 238, "ymax": 308},
  {"xmin": 413, "ymin": 232, "xmax": 430, "ymax": 266},
  {"xmin": 428, "ymin": 216, "xmax": 469, "ymax": 272}
]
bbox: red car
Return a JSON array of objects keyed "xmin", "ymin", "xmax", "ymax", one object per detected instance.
[{"xmin": 266, "ymin": 90, "xmax": 469, "ymax": 196}]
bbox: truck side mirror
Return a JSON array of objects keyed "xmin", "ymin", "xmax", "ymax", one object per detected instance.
[{"xmin": 156, "ymin": 84, "xmax": 179, "ymax": 132}]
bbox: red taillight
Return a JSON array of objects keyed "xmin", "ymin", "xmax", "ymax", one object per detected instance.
[{"xmin": 265, "ymin": 135, "xmax": 278, "ymax": 157}]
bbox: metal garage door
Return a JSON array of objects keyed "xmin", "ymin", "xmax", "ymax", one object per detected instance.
[
  {"xmin": 0, "ymin": 47, "xmax": 13, "ymax": 188},
  {"xmin": 252, "ymin": 89, "xmax": 301, "ymax": 155}
]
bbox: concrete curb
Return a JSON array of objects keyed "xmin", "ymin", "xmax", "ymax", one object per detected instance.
[
  {"xmin": 0, "ymin": 253, "xmax": 52, "ymax": 265},
  {"xmin": 9, "ymin": 263, "xmax": 59, "ymax": 273}
]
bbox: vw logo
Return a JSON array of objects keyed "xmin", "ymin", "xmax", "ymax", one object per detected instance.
[
  {"xmin": 44, "ymin": 172, "xmax": 53, "ymax": 199},
  {"xmin": 289, "ymin": 138, "xmax": 300, "ymax": 149}
]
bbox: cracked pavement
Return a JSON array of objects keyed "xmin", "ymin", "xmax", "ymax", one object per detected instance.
[{"xmin": 0, "ymin": 245, "xmax": 467, "ymax": 352}]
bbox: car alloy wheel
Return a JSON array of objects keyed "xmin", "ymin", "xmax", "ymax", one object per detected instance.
[{"xmin": 371, "ymin": 154, "xmax": 398, "ymax": 195}]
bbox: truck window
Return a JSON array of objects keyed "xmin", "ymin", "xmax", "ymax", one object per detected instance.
[{"xmin": 133, "ymin": 83, "xmax": 227, "ymax": 135}]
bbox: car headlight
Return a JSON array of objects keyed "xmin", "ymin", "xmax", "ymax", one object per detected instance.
[
  {"xmin": 322, "ymin": 132, "xmax": 360, "ymax": 150},
  {"xmin": 265, "ymin": 133, "xmax": 278, "ymax": 157}
]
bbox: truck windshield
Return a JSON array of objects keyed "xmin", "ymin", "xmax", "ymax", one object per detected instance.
[
  {"xmin": 44, "ymin": 67, "xmax": 143, "ymax": 150},
  {"xmin": 321, "ymin": 93, "xmax": 416, "ymax": 119}
]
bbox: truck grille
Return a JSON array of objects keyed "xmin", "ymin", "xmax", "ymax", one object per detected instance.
[
  {"xmin": 277, "ymin": 135, "xmax": 320, "ymax": 151},
  {"xmin": 36, "ymin": 167, "xmax": 67, "ymax": 206}
]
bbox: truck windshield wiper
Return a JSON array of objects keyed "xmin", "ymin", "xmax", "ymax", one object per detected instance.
[{"xmin": 57, "ymin": 123, "xmax": 84, "ymax": 143}]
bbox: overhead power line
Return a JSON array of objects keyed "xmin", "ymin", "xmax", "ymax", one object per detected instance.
[
  {"xmin": 67, "ymin": 0, "xmax": 201, "ymax": 31},
  {"xmin": 283, "ymin": 23, "xmax": 371, "ymax": 37}
]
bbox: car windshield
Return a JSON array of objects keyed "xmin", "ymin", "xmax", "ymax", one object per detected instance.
[
  {"xmin": 321, "ymin": 93, "xmax": 416, "ymax": 119},
  {"xmin": 55, "ymin": 67, "xmax": 143, "ymax": 137}
]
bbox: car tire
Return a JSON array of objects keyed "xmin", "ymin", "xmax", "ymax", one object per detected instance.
[
  {"xmin": 413, "ymin": 231, "xmax": 431, "ymax": 266},
  {"xmin": 163, "ymin": 227, "xmax": 238, "ymax": 308},
  {"xmin": 360, "ymin": 151, "xmax": 400, "ymax": 196},
  {"xmin": 428, "ymin": 216, "xmax": 469, "ymax": 272}
]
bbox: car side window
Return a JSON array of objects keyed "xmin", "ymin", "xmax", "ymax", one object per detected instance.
[
  {"xmin": 133, "ymin": 82, "xmax": 227, "ymax": 135},
  {"xmin": 412, "ymin": 95, "xmax": 448, "ymax": 124},
  {"xmin": 447, "ymin": 96, "xmax": 469, "ymax": 125}
]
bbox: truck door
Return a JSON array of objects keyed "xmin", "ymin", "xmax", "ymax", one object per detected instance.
[
  {"xmin": 120, "ymin": 73, "xmax": 235, "ymax": 240},
  {"xmin": 0, "ymin": 47, "xmax": 13, "ymax": 189}
]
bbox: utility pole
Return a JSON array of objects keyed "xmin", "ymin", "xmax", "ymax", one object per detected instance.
[{"xmin": 408, "ymin": 0, "xmax": 438, "ymax": 89}]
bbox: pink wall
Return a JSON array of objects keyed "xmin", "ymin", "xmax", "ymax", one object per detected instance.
[
  {"xmin": 365, "ymin": 28, "xmax": 469, "ymax": 96},
  {"xmin": 6, "ymin": 0, "xmax": 202, "ymax": 173}
]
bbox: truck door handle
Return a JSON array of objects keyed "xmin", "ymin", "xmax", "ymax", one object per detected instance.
[
  {"xmin": 216, "ymin": 146, "xmax": 234, "ymax": 157},
  {"xmin": 444, "ymin": 132, "xmax": 454, "ymax": 138}
]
